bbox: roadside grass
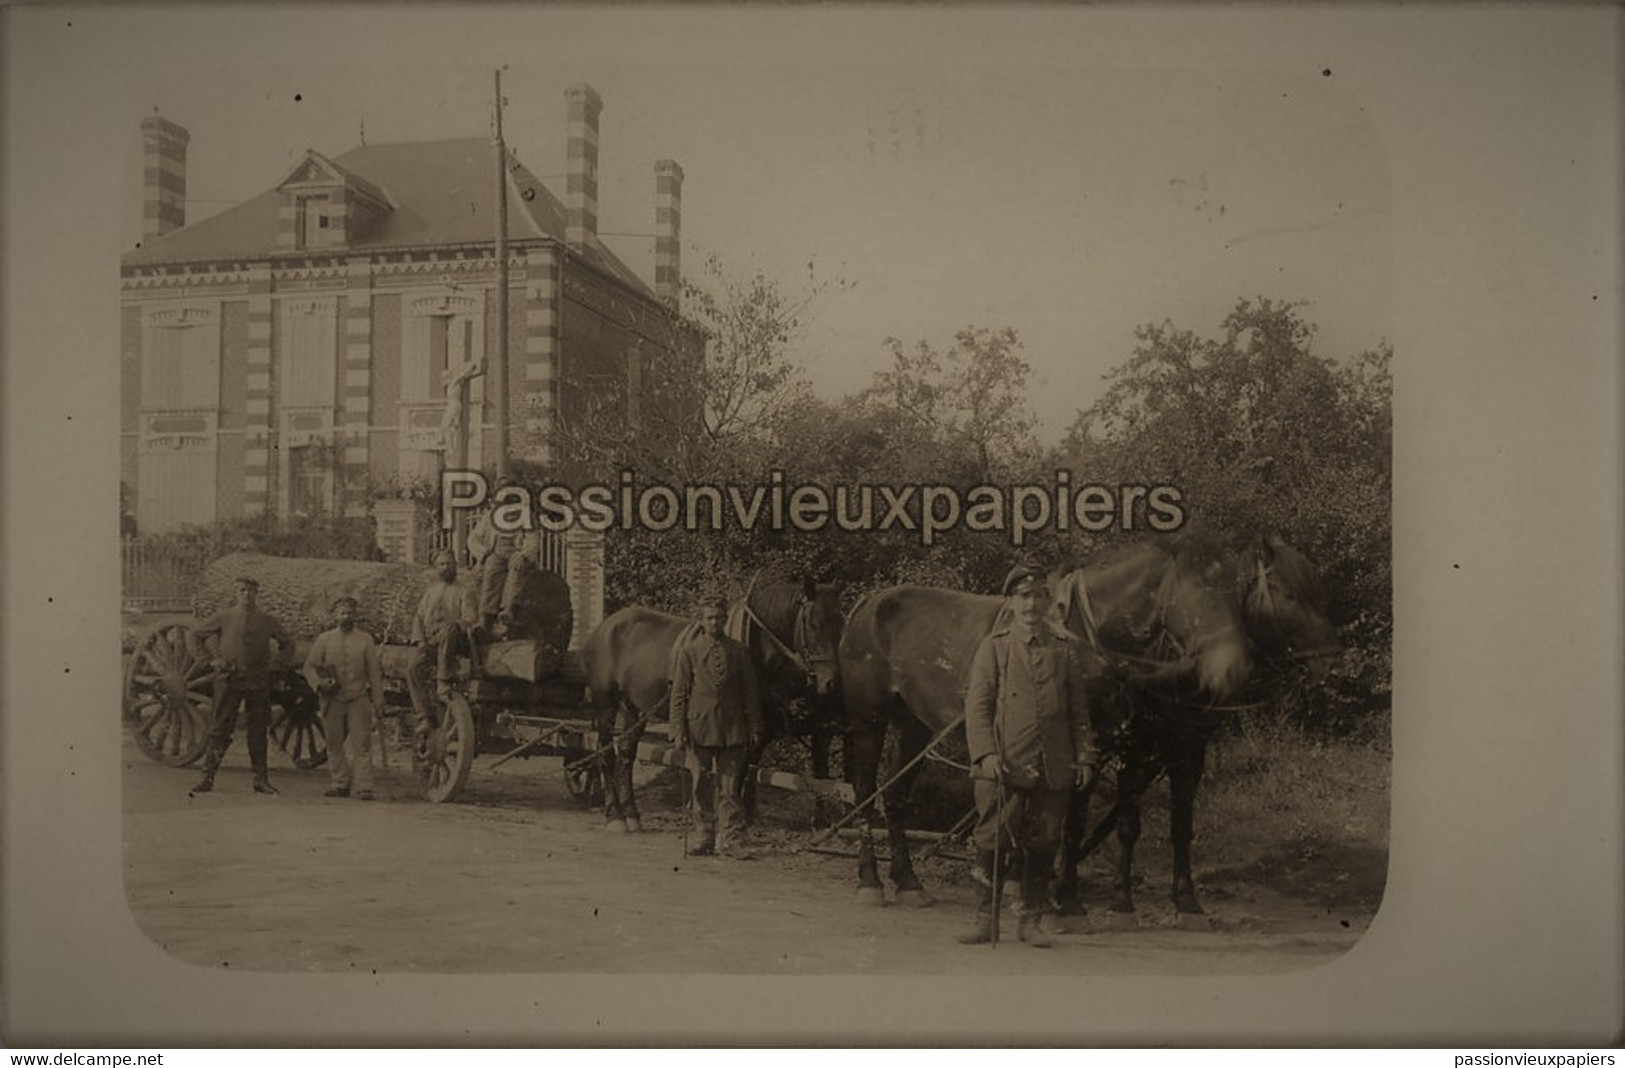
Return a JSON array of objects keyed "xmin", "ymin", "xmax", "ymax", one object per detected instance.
[
  {"xmin": 1154, "ymin": 717, "xmax": 1391, "ymax": 911},
  {"xmin": 751, "ymin": 715, "xmax": 1391, "ymax": 914}
]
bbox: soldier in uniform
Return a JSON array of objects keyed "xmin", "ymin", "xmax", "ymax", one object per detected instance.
[
  {"xmin": 959, "ymin": 562, "xmax": 1101, "ymax": 947},
  {"xmin": 303, "ymin": 595, "xmax": 385, "ymax": 800},
  {"xmin": 466, "ymin": 506, "xmax": 534, "ymax": 639},
  {"xmin": 190, "ymin": 576, "xmax": 296, "ymax": 796},
  {"xmin": 668, "ymin": 594, "xmax": 763, "ymax": 858},
  {"xmin": 408, "ymin": 549, "xmax": 474, "ymax": 735}
]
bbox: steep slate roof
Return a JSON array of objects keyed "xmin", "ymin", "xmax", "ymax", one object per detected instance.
[{"xmin": 124, "ymin": 138, "xmax": 653, "ymax": 298}]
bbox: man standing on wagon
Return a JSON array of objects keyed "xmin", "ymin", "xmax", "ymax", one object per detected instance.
[
  {"xmin": 668, "ymin": 594, "xmax": 764, "ymax": 858},
  {"xmin": 190, "ymin": 575, "xmax": 296, "ymax": 796},
  {"xmin": 959, "ymin": 562, "xmax": 1100, "ymax": 947},
  {"xmin": 303, "ymin": 595, "xmax": 385, "ymax": 800}
]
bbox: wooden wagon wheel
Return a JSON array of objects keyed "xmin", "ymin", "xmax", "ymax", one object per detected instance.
[
  {"xmin": 126, "ymin": 624, "xmax": 218, "ymax": 767},
  {"xmin": 268, "ymin": 670, "xmax": 327, "ymax": 770},
  {"xmin": 417, "ymin": 691, "xmax": 476, "ymax": 803}
]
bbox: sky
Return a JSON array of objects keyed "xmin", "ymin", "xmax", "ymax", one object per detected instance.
[{"xmin": 73, "ymin": 6, "xmax": 1395, "ymax": 441}]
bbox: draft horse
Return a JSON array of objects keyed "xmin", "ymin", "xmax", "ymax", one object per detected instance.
[
  {"xmin": 835, "ymin": 535, "xmax": 1334, "ymax": 911},
  {"xmin": 726, "ymin": 579, "xmax": 845, "ymax": 821},
  {"xmin": 1053, "ymin": 533, "xmax": 1340, "ymax": 916},
  {"xmin": 577, "ymin": 578, "xmax": 844, "ymax": 832}
]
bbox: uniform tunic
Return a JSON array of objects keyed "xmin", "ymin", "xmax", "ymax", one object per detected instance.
[
  {"xmin": 963, "ymin": 617, "xmax": 1094, "ymax": 854},
  {"xmin": 194, "ymin": 605, "xmax": 293, "ymax": 690},
  {"xmin": 194, "ymin": 603, "xmax": 294, "ymax": 772},
  {"xmin": 303, "ymin": 627, "xmax": 384, "ymax": 703},
  {"xmin": 964, "ymin": 618, "xmax": 1094, "ymax": 790},
  {"xmin": 412, "ymin": 581, "xmax": 472, "ymax": 644},
  {"xmin": 469, "ymin": 516, "xmax": 535, "ymax": 620},
  {"xmin": 304, "ymin": 626, "xmax": 385, "ymax": 791},
  {"xmin": 408, "ymin": 579, "xmax": 473, "ymax": 726},
  {"xmin": 670, "ymin": 630, "xmax": 763, "ymax": 849},
  {"xmin": 670, "ymin": 632, "xmax": 763, "ymax": 748}
]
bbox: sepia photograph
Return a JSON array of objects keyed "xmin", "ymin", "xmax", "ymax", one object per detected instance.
[{"xmin": 2, "ymin": 1, "xmax": 1621, "ymax": 1048}]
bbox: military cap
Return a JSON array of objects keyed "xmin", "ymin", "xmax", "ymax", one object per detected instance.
[
  {"xmin": 331, "ymin": 595, "xmax": 359, "ymax": 611},
  {"xmin": 234, "ymin": 575, "xmax": 260, "ymax": 589},
  {"xmin": 696, "ymin": 593, "xmax": 730, "ymax": 614},
  {"xmin": 1000, "ymin": 563, "xmax": 1048, "ymax": 597}
]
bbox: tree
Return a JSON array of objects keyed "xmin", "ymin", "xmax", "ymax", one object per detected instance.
[
  {"xmin": 864, "ymin": 326, "xmax": 1041, "ymax": 483},
  {"xmin": 1062, "ymin": 298, "xmax": 1392, "ymax": 733},
  {"xmin": 588, "ymin": 255, "xmax": 855, "ymax": 606},
  {"xmin": 549, "ymin": 253, "xmax": 852, "ymax": 490}
]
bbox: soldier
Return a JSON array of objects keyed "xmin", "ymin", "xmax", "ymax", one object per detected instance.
[
  {"xmin": 408, "ymin": 548, "xmax": 473, "ymax": 735},
  {"xmin": 303, "ymin": 595, "xmax": 385, "ymax": 800},
  {"xmin": 959, "ymin": 563, "xmax": 1100, "ymax": 947},
  {"xmin": 668, "ymin": 594, "xmax": 763, "ymax": 858},
  {"xmin": 467, "ymin": 505, "xmax": 530, "ymax": 640},
  {"xmin": 190, "ymin": 576, "xmax": 296, "ymax": 796}
]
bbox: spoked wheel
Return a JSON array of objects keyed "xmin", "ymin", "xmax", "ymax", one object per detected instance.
[
  {"xmin": 416, "ymin": 691, "xmax": 476, "ymax": 803},
  {"xmin": 269, "ymin": 672, "xmax": 327, "ymax": 769},
  {"xmin": 126, "ymin": 624, "xmax": 218, "ymax": 767}
]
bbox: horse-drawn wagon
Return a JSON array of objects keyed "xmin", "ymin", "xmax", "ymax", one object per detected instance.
[
  {"xmin": 122, "ymin": 553, "xmax": 856, "ymax": 813},
  {"xmin": 120, "ymin": 551, "xmax": 610, "ymax": 803}
]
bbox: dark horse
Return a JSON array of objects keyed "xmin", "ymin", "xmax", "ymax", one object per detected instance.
[
  {"xmin": 726, "ymin": 579, "xmax": 845, "ymax": 821},
  {"xmin": 835, "ymin": 535, "xmax": 1335, "ymax": 909},
  {"xmin": 1053, "ymin": 533, "xmax": 1340, "ymax": 916},
  {"xmin": 577, "ymin": 579, "xmax": 844, "ymax": 832}
]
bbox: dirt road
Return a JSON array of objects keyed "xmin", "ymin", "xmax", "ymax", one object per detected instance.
[{"xmin": 123, "ymin": 734, "xmax": 1371, "ymax": 976}]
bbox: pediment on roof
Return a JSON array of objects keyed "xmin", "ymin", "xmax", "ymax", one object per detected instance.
[{"xmin": 276, "ymin": 151, "xmax": 348, "ymax": 190}]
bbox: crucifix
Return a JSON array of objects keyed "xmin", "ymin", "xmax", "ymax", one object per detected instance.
[{"xmin": 441, "ymin": 350, "xmax": 486, "ymax": 561}]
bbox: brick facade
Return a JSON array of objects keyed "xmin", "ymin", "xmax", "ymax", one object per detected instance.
[{"xmin": 121, "ymin": 91, "xmax": 693, "ymax": 536}]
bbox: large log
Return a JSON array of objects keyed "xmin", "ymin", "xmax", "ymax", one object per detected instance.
[
  {"xmin": 376, "ymin": 639, "xmax": 572, "ymax": 686},
  {"xmin": 193, "ymin": 552, "xmax": 572, "ymax": 658},
  {"xmin": 194, "ymin": 552, "xmax": 470, "ymax": 643}
]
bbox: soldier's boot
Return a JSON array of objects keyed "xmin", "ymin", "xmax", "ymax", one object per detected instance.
[
  {"xmin": 1017, "ymin": 853, "xmax": 1055, "ymax": 948},
  {"xmin": 957, "ymin": 851, "xmax": 997, "ymax": 945},
  {"xmin": 189, "ymin": 746, "xmax": 223, "ymax": 794},
  {"xmin": 249, "ymin": 732, "xmax": 277, "ymax": 796},
  {"xmin": 1016, "ymin": 907, "xmax": 1053, "ymax": 948}
]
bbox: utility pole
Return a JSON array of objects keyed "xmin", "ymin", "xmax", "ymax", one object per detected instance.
[
  {"xmin": 493, "ymin": 66, "xmax": 512, "ymax": 483},
  {"xmin": 451, "ymin": 370, "xmax": 472, "ymax": 564}
]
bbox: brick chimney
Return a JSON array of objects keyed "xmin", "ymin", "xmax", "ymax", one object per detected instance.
[
  {"xmin": 564, "ymin": 84, "xmax": 603, "ymax": 250},
  {"xmin": 653, "ymin": 160, "xmax": 684, "ymax": 308},
  {"xmin": 140, "ymin": 114, "xmax": 189, "ymax": 239}
]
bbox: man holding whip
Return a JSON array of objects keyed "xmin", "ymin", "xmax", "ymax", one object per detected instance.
[{"xmin": 959, "ymin": 563, "xmax": 1100, "ymax": 948}]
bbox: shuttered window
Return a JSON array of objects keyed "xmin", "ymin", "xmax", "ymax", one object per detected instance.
[
  {"xmin": 141, "ymin": 304, "xmax": 220, "ymax": 411},
  {"xmin": 137, "ymin": 302, "xmax": 220, "ymax": 531},
  {"xmin": 278, "ymin": 297, "xmax": 338, "ymax": 408}
]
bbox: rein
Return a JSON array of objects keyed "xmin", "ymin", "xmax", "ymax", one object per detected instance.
[
  {"xmin": 1057, "ymin": 569, "xmax": 1197, "ymax": 680},
  {"xmin": 735, "ymin": 595, "xmax": 835, "ymax": 684}
]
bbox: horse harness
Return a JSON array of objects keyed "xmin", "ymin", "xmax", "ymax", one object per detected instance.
[{"xmin": 729, "ymin": 597, "xmax": 834, "ymax": 687}]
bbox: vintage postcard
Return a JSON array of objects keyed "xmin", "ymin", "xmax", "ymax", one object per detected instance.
[{"xmin": 2, "ymin": 1, "xmax": 1620, "ymax": 1047}]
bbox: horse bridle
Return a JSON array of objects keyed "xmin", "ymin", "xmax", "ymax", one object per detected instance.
[
  {"xmin": 1054, "ymin": 569, "xmax": 1200, "ymax": 681},
  {"xmin": 1247, "ymin": 558, "xmax": 1342, "ymax": 668},
  {"xmin": 738, "ymin": 596, "xmax": 835, "ymax": 686}
]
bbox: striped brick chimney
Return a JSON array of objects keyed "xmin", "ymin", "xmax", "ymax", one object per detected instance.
[
  {"xmin": 140, "ymin": 115, "xmax": 189, "ymax": 239},
  {"xmin": 654, "ymin": 160, "xmax": 684, "ymax": 308},
  {"xmin": 564, "ymin": 84, "xmax": 603, "ymax": 249}
]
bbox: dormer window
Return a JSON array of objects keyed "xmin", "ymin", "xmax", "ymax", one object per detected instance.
[
  {"xmin": 275, "ymin": 150, "xmax": 393, "ymax": 253},
  {"xmin": 297, "ymin": 194, "xmax": 332, "ymax": 249}
]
